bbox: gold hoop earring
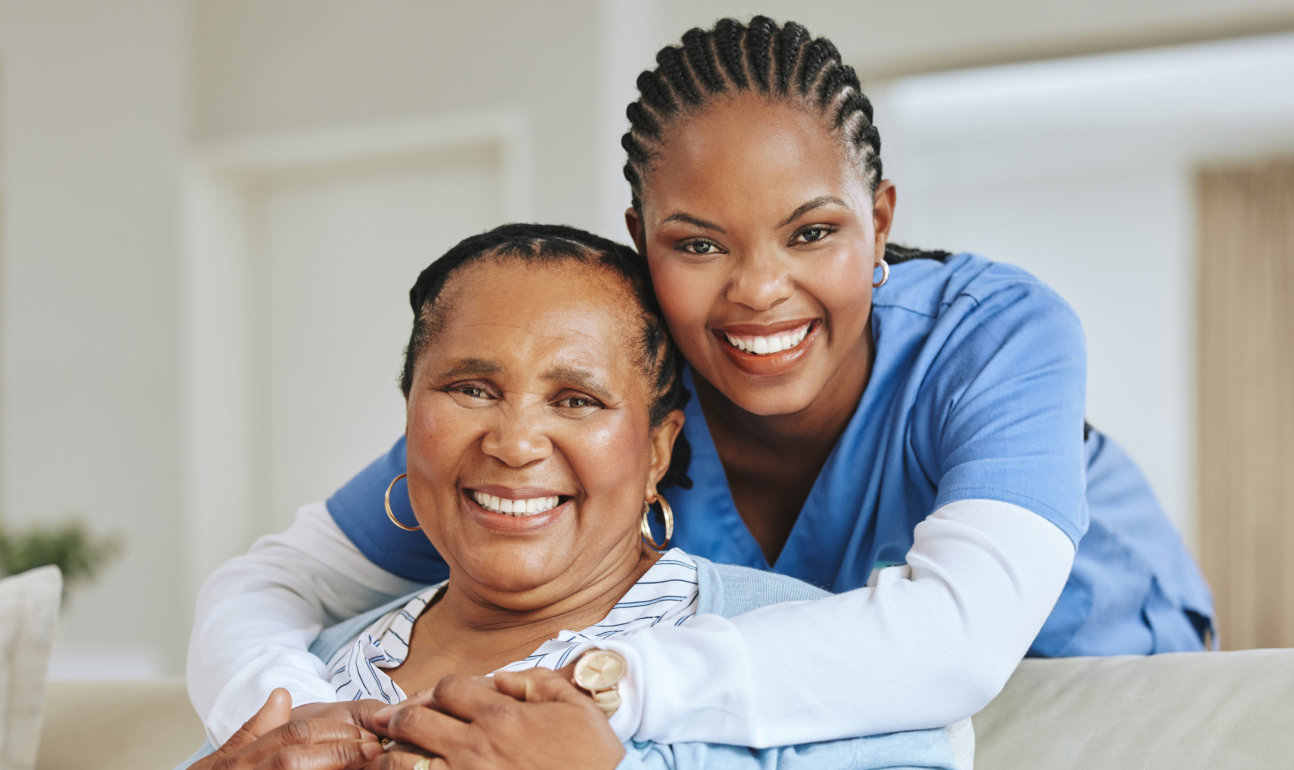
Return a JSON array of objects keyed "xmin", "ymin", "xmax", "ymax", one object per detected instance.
[
  {"xmin": 640, "ymin": 494, "xmax": 674, "ymax": 552},
  {"xmin": 873, "ymin": 259, "xmax": 890, "ymax": 289},
  {"xmin": 385, "ymin": 473, "xmax": 421, "ymax": 532}
]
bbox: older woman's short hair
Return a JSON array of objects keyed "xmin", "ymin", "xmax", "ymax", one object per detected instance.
[{"xmin": 399, "ymin": 222, "xmax": 691, "ymax": 490}]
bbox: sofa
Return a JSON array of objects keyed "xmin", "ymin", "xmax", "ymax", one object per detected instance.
[{"xmin": 29, "ymin": 648, "xmax": 1294, "ymax": 769}]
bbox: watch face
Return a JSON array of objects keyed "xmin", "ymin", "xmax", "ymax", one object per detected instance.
[{"xmin": 576, "ymin": 649, "xmax": 626, "ymax": 690}]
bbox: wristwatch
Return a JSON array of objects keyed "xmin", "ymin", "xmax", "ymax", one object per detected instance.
[{"xmin": 572, "ymin": 648, "xmax": 626, "ymax": 718}]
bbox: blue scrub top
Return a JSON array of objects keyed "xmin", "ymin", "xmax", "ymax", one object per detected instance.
[{"xmin": 329, "ymin": 253, "xmax": 1214, "ymax": 656}]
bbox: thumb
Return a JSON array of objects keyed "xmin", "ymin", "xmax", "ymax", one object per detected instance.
[{"xmin": 220, "ymin": 689, "xmax": 293, "ymax": 753}]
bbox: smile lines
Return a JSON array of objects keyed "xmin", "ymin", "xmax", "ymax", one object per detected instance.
[
  {"xmin": 723, "ymin": 323, "xmax": 811, "ymax": 356},
  {"xmin": 471, "ymin": 491, "xmax": 563, "ymax": 517}
]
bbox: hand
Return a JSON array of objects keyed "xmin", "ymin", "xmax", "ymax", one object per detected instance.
[
  {"xmin": 365, "ymin": 670, "xmax": 625, "ymax": 770},
  {"xmin": 291, "ymin": 699, "xmax": 389, "ymax": 730},
  {"xmin": 193, "ymin": 688, "xmax": 385, "ymax": 770}
]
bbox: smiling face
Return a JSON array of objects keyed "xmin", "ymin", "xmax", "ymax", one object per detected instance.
[
  {"xmin": 629, "ymin": 94, "xmax": 895, "ymax": 422},
  {"xmin": 404, "ymin": 258, "xmax": 682, "ymax": 610}
]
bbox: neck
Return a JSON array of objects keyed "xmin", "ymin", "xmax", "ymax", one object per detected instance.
[{"xmin": 403, "ymin": 545, "xmax": 660, "ymax": 684}]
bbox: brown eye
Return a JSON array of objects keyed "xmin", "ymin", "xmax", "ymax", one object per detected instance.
[
  {"xmin": 679, "ymin": 239, "xmax": 722, "ymax": 256},
  {"xmin": 444, "ymin": 383, "xmax": 495, "ymax": 406},
  {"xmin": 793, "ymin": 225, "xmax": 836, "ymax": 244}
]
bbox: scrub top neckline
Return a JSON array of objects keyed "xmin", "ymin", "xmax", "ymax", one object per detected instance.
[{"xmin": 681, "ymin": 321, "xmax": 892, "ymax": 578}]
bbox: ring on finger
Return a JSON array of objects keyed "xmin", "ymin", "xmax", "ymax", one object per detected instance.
[{"xmin": 414, "ymin": 759, "xmax": 432, "ymax": 770}]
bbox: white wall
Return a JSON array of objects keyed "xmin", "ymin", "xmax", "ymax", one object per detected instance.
[
  {"xmin": 192, "ymin": 0, "xmax": 604, "ymax": 231},
  {"xmin": 0, "ymin": 0, "xmax": 188, "ymax": 675}
]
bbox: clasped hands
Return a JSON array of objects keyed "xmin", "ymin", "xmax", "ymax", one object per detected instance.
[{"xmin": 193, "ymin": 668, "xmax": 625, "ymax": 770}]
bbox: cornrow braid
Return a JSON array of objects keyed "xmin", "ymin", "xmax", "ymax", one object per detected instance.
[
  {"xmin": 712, "ymin": 19, "xmax": 749, "ymax": 89},
  {"xmin": 623, "ymin": 16, "xmax": 883, "ymax": 212}
]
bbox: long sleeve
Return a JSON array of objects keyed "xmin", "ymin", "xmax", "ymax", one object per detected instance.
[
  {"xmin": 614, "ymin": 724, "xmax": 954, "ymax": 769},
  {"xmin": 600, "ymin": 498, "xmax": 1074, "ymax": 747},
  {"xmin": 185, "ymin": 502, "xmax": 422, "ymax": 745}
]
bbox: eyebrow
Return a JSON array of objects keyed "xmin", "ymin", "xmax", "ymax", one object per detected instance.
[
  {"xmin": 544, "ymin": 365, "xmax": 617, "ymax": 403},
  {"xmin": 779, "ymin": 195, "xmax": 848, "ymax": 228},
  {"xmin": 433, "ymin": 358, "xmax": 502, "ymax": 380},
  {"xmin": 435, "ymin": 359, "xmax": 618, "ymax": 402},
  {"xmin": 662, "ymin": 196, "xmax": 849, "ymax": 233},
  {"xmin": 661, "ymin": 211, "xmax": 726, "ymax": 233}
]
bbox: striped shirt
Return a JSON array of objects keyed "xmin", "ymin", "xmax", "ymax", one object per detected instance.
[{"xmin": 326, "ymin": 549, "xmax": 700, "ymax": 704}]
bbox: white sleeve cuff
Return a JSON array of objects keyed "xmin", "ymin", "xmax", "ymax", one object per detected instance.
[{"xmin": 605, "ymin": 499, "xmax": 1074, "ymax": 746}]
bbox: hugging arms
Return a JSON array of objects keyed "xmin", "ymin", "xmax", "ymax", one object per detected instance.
[{"xmin": 185, "ymin": 13, "xmax": 1213, "ymax": 767}]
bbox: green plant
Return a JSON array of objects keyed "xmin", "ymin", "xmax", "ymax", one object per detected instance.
[{"xmin": 0, "ymin": 519, "xmax": 122, "ymax": 594}]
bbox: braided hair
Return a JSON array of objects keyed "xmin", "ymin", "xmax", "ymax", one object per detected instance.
[
  {"xmin": 622, "ymin": 16, "xmax": 883, "ymax": 213},
  {"xmin": 399, "ymin": 223, "xmax": 692, "ymax": 490}
]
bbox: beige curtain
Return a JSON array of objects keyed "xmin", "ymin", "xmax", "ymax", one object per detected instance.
[{"xmin": 1197, "ymin": 159, "xmax": 1294, "ymax": 650}]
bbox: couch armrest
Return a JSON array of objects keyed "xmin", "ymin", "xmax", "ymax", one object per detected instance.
[{"xmin": 972, "ymin": 649, "xmax": 1294, "ymax": 769}]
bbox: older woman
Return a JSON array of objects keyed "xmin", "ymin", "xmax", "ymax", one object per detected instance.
[{"xmin": 182, "ymin": 223, "xmax": 953, "ymax": 769}]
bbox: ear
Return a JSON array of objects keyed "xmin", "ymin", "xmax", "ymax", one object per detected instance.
[
  {"xmin": 645, "ymin": 409, "xmax": 685, "ymax": 493},
  {"xmin": 624, "ymin": 207, "xmax": 646, "ymax": 255},
  {"xmin": 871, "ymin": 180, "xmax": 897, "ymax": 265}
]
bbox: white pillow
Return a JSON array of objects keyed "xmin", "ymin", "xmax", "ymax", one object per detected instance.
[{"xmin": 0, "ymin": 565, "xmax": 63, "ymax": 770}]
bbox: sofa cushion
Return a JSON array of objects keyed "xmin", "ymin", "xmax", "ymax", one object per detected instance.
[
  {"xmin": 38, "ymin": 678, "xmax": 204, "ymax": 769},
  {"xmin": 973, "ymin": 649, "xmax": 1294, "ymax": 768},
  {"xmin": 0, "ymin": 566, "xmax": 62, "ymax": 770}
]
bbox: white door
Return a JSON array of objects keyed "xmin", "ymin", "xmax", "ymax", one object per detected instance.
[{"xmin": 244, "ymin": 144, "xmax": 503, "ymax": 534}]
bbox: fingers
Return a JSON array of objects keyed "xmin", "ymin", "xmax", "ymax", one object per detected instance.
[
  {"xmin": 427, "ymin": 674, "xmax": 520, "ymax": 722},
  {"xmin": 367, "ymin": 750, "xmax": 448, "ymax": 770},
  {"xmin": 216, "ymin": 689, "xmax": 294, "ymax": 757},
  {"xmin": 250, "ymin": 737, "xmax": 384, "ymax": 770},
  {"xmin": 378, "ymin": 696, "xmax": 471, "ymax": 756},
  {"xmin": 492, "ymin": 668, "xmax": 590, "ymax": 707},
  {"xmin": 234, "ymin": 718, "xmax": 383, "ymax": 769}
]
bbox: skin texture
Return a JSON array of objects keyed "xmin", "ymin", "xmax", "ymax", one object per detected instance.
[
  {"xmin": 189, "ymin": 689, "xmax": 384, "ymax": 770},
  {"xmin": 367, "ymin": 672, "xmax": 622, "ymax": 770},
  {"xmin": 625, "ymin": 93, "xmax": 896, "ymax": 561},
  {"xmin": 375, "ymin": 259, "xmax": 682, "ymax": 767}
]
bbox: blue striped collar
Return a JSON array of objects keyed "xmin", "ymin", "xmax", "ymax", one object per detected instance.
[{"xmin": 326, "ymin": 549, "xmax": 700, "ymax": 704}]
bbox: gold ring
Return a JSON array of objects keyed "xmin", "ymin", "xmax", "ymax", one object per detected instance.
[{"xmin": 414, "ymin": 758, "xmax": 432, "ymax": 770}]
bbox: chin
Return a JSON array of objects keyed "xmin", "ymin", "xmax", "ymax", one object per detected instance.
[
  {"xmin": 726, "ymin": 385, "xmax": 820, "ymax": 419},
  {"xmin": 459, "ymin": 550, "xmax": 566, "ymax": 595}
]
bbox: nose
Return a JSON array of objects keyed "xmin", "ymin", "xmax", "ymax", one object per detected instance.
[
  {"xmin": 725, "ymin": 249, "xmax": 793, "ymax": 311},
  {"xmin": 480, "ymin": 402, "xmax": 553, "ymax": 467}
]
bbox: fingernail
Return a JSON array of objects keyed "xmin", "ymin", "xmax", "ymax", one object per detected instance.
[
  {"xmin": 361, "ymin": 740, "xmax": 384, "ymax": 760},
  {"xmin": 371, "ymin": 707, "xmax": 393, "ymax": 730}
]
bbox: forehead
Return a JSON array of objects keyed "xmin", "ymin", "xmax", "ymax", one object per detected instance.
[
  {"xmin": 645, "ymin": 94, "xmax": 867, "ymax": 211},
  {"xmin": 426, "ymin": 259, "xmax": 641, "ymax": 372}
]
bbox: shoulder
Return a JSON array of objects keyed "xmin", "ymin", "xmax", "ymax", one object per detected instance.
[
  {"xmin": 877, "ymin": 251, "xmax": 1086, "ymax": 386},
  {"xmin": 880, "ymin": 251, "xmax": 1079, "ymax": 329},
  {"xmin": 691, "ymin": 555, "xmax": 829, "ymax": 617},
  {"xmin": 309, "ymin": 591, "xmax": 422, "ymax": 661}
]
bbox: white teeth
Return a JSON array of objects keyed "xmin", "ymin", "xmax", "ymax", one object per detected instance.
[
  {"xmin": 471, "ymin": 491, "xmax": 561, "ymax": 517},
  {"xmin": 724, "ymin": 324, "xmax": 811, "ymax": 356}
]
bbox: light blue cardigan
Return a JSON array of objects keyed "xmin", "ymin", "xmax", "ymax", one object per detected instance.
[{"xmin": 181, "ymin": 557, "xmax": 953, "ymax": 769}]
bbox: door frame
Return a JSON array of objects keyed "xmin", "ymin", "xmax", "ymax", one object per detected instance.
[{"xmin": 179, "ymin": 110, "xmax": 533, "ymax": 606}]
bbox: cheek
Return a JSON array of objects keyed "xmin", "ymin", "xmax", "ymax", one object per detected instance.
[
  {"xmin": 565, "ymin": 414, "xmax": 653, "ymax": 500},
  {"xmin": 405, "ymin": 398, "xmax": 471, "ymax": 489},
  {"xmin": 649, "ymin": 259, "xmax": 716, "ymax": 341},
  {"xmin": 812, "ymin": 235, "xmax": 873, "ymax": 298}
]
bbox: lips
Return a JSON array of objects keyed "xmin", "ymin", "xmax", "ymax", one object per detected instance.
[
  {"xmin": 712, "ymin": 319, "xmax": 819, "ymax": 375},
  {"xmin": 722, "ymin": 322, "xmax": 812, "ymax": 356},
  {"xmin": 470, "ymin": 490, "xmax": 563, "ymax": 517}
]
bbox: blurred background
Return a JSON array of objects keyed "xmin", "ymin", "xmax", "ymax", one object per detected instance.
[{"xmin": 1, "ymin": 0, "xmax": 1292, "ymax": 682}]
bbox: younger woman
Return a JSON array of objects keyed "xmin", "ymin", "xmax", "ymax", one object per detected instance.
[{"xmin": 187, "ymin": 16, "xmax": 1212, "ymax": 750}]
